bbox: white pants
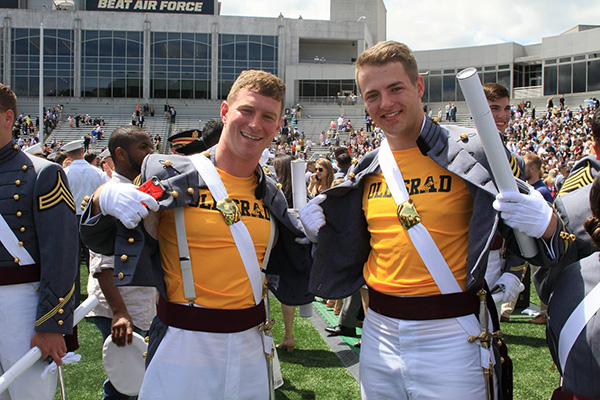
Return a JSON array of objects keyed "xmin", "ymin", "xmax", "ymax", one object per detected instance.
[
  {"xmin": 360, "ymin": 309, "xmax": 490, "ymax": 400},
  {"xmin": 139, "ymin": 325, "xmax": 269, "ymax": 400},
  {"xmin": 0, "ymin": 283, "xmax": 57, "ymax": 400}
]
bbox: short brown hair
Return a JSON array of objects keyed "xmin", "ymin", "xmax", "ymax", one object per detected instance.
[
  {"xmin": 0, "ymin": 84, "xmax": 17, "ymax": 117},
  {"xmin": 355, "ymin": 41, "xmax": 419, "ymax": 93},
  {"xmin": 524, "ymin": 153, "xmax": 543, "ymax": 179},
  {"xmin": 227, "ymin": 70, "xmax": 286, "ymax": 116},
  {"xmin": 482, "ymin": 83, "xmax": 509, "ymax": 102}
]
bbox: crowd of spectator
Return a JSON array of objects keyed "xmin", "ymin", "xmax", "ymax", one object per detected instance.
[{"xmin": 271, "ymin": 96, "xmax": 598, "ymax": 203}]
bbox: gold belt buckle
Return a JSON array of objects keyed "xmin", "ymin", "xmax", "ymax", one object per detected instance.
[
  {"xmin": 216, "ymin": 197, "xmax": 241, "ymax": 226},
  {"xmin": 397, "ymin": 199, "xmax": 421, "ymax": 230}
]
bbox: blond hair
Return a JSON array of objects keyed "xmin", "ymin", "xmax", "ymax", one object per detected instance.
[
  {"xmin": 227, "ymin": 70, "xmax": 286, "ymax": 116},
  {"xmin": 355, "ymin": 41, "xmax": 419, "ymax": 93}
]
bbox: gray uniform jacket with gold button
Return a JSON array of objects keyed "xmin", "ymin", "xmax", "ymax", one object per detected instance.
[
  {"xmin": 310, "ymin": 116, "xmax": 569, "ymax": 300},
  {"xmin": 533, "ymin": 156, "xmax": 598, "ymax": 304},
  {"xmin": 546, "ymin": 252, "xmax": 600, "ymax": 398},
  {"xmin": 80, "ymin": 146, "xmax": 314, "ymax": 307},
  {"xmin": 0, "ymin": 141, "xmax": 78, "ymax": 334}
]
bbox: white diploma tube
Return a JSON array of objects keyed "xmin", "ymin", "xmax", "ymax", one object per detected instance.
[
  {"xmin": 0, "ymin": 295, "xmax": 100, "ymax": 394},
  {"xmin": 290, "ymin": 159, "xmax": 312, "ymax": 317},
  {"xmin": 456, "ymin": 67, "xmax": 538, "ymax": 258},
  {"xmin": 291, "ymin": 159, "xmax": 307, "ymax": 210}
]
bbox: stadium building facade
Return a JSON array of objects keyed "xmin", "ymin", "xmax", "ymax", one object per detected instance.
[{"xmin": 1, "ymin": 0, "xmax": 599, "ymax": 114}]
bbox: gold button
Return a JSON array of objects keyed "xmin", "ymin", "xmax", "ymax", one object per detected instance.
[
  {"xmin": 145, "ymin": 336, "xmax": 150, "ymax": 343},
  {"xmin": 14, "ymin": 258, "xmax": 20, "ymax": 264},
  {"xmin": 460, "ymin": 133, "xmax": 469, "ymax": 142},
  {"xmin": 13, "ymin": 194, "xmax": 19, "ymax": 201},
  {"xmin": 80, "ymin": 205, "xmax": 86, "ymax": 211},
  {"xmin": 15, "ymin": 180, "xmax": 21, "ymax": 186},
  {"xmin": 13, "ymin": 144, "xmax": 19, "ymax": 150},
  {"xmin": 58, "ymin": 309, "xmax": 64, "ymax": 314},
  {"xmin": 57, "ymin": 320, "xmax": 64, "ymax": 326},
  {"xmin": 84, "ymin": 196, "xmax": 91, "ymax": 202},
  {"xmin": 203, "ymin": 151, "xmax": 210, "ymax": 158},
  {"xmin": 128, "ymin": 237, "xmax": 135, "ymax": 244},
  {"xmin": 59, "ymin": 298, "xmax": 64, "ymax": 302},
  {"xmin": 164, "ymin": 160, "xmax": 172, "ymax": 167},
  {"xmin": 16, "ymin": 211, "xmax": 22, "ymax": 217},
  {"xmin": 569, "ymin": 234, "xmax": 576, "ymax": 242},
  {"xmin": 501, "ymin": 357, "xmax": 505, "ymax": 363},
  {"xmin": 21, "ymin": 165, "xmax": 28, "ymax": 171},
  {"xmin": 187, "ymin": 188, "xmax": 194, "ymax": 195},
  {"xmin": 118, "ymin": 272, "xmax": 124, "ymax": 280},
  {"xmin": 348, "ymin": 172, "xmax": 356, "ymax": 179},
  {"xmin": 171, "ymin": 191, "xmax": 179, "ymax": 198},
  {"xmin": 20, "ymin": 227, "xmax": 25, "ymax": 232},
  {"xmin": 120, "ymin": 254, "xmax": 128, "ymax": 262},
  {"xmin": 142, "ymin": 352, "xmax": 147, "ymax": 358},
  {"xmin": 351, "ymin": 159, "xmax": 358, "ymax": 165},
  {"xmin": 35, "ymin": 286, "xmax": 40, "ymax": 292},
  {"xmin": 276, "ymin": 183, "xmax": 282, "ymax": 189},
  {"xmin": 18, "ymin": 241, "xmax": 23, "ymax": 247}
]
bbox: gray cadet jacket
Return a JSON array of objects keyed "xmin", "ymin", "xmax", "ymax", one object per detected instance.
[
  {"xmin": 546, "ymin": 252, "xmax": 600, "ymax": 398},
  {"xmin": 0, "ymin": 141, "xmax": 78, "ymax": 334},
  {"xmin": 80, "ymin": 147, "xmax": 314, "ymax": 307},
  {"xmin": 534, "ymin": 155, "xmax": 598, "ymax": 304},
  {"xmin": 309, "ymin": 116, "xmax": 567, "ymax": 300}
]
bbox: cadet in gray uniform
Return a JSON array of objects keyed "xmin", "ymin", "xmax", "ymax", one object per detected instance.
[
  {"xmin": 80, "ymin": 71, "xmax": 312, "ymax": 399},
  {"xmin": 534, "ymin": 111, "xmax": 600, "ymax": 400},
  {"xmin": 0, "ymin": 84, "xmax": 78, "ymax": 399}
]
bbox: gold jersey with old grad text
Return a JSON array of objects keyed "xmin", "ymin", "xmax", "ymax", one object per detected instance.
[
  {"xmin": 158, "ymin": 168, "xmax": 271, "ymax": 309},
  {"xmin": 362, "ymin": 147, "xmax": 474, "ymax": 296}
]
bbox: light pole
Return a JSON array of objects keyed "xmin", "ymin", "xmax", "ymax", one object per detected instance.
[{"xmin": 38, "ymin": 21, "xmax": 44, "ymax": 142}]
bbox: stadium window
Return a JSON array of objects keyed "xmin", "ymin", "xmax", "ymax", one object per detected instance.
[{"xmin": 544, "ymin": 65, "xmax": 557, "ymax": 95}]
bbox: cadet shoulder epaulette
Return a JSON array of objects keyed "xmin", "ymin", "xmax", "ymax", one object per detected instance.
[{"xmin": 38, "ymin": 172, "xmax": 75, "ymax": 211}]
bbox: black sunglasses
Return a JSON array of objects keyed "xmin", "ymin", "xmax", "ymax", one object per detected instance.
[{"xmin": 316, "ymin": 167, "xmax": 324, "ymax": 172}]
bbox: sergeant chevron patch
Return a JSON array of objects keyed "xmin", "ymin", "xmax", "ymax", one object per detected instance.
[
  {"xmin": 556, "ymin": 163, "xmax": 593, "ymax": 197},
  {"xmin": 510, "ymin": 155, "xmax": 521, "ymax": 178},
  {"xmin": 38, "ymin": 172, "xmax": 76, "ymax": 211}
]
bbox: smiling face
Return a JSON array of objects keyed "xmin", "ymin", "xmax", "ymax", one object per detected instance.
[
  {"xmin": 218, "ymin": 88, "xmax": 283, "ymax": 176},
  {"xmin": 357, "ymin": 62, "xmax": 425, "ymax": 150},
  {"xmin": 488, "ymin": 97, "xmax": 511, "ymax": 134}
]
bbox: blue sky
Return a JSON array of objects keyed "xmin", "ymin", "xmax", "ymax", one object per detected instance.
[{"xmin": 220, "ymin": 0, "xmax": 600, "ymax": 51}]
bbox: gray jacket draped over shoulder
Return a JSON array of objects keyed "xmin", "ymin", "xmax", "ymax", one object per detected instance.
[{"xmin": 80, "ymin": 147, "xmax": 314, "ymax": 307}]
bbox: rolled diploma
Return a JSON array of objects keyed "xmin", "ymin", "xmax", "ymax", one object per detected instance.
[
  {"xmin": 0, "ymin": 295, "xmax": 100, "ymax": 394},
  {"xmin": 291, "ymin": 159, "xmax": 307, "ymax": 210},
  {"xmin": 290, "ymin": 159, "xmax": 312, "ymax": 317},
  {"xmin": 456, "ymin": 67, "xmax": 538, "ymax": 258}
]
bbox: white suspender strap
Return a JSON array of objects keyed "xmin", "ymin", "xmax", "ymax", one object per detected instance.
[
  {"xmin": 378, "ymin": 139, "xmax": 491, "ymax": 367},
  {"xmin": 189, "ymin": 154, "xmax": 264, "ymax": 305},
  {"xmin": 173, "ymin": 207, "xmax": 196, "ymax": 303},
  {"xmin": 558, "ymin": 281, "xmax": 600, "ymax": 372},
  {"xmin": 0, "ymin": 213, "xmax": 35, "ymax": 266}
]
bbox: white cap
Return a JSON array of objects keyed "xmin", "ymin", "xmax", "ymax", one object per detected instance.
[
  {"xmin": 102, "ymin": 332, "xmax": 147, "ymax": 396},
  {"xmin": 63, "ymin": 139, "xmax": 84, "ymax": 152},
  {"xmin": 99, "ymin": 148, "xmax": 111, "ymax": 159},
  {"xmin": 24, "ymin": 142, "xmax": 43, "ymax": 155}
]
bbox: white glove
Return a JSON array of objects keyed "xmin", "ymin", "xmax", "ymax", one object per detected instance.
[
  {"xmin": 493, "ymin": 190, "xmax": 552, "ymax": 238},
  {"xmin": 99, "ymin": 182, "xmax": 159, "ymax": 230},
  {"xmin": 492, "ymin": 272, "xmax": 525, "ymax": 304},
  {"xmin": 299, "ymin": 194, "xmax": 327, "ymax": 243}
]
